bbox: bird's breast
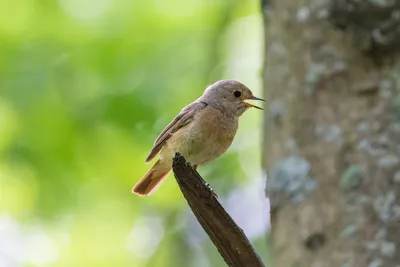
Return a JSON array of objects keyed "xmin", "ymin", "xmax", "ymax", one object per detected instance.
[{"xmin": 162, "ymin": 106, "xmax": 238, "ymax": 166}]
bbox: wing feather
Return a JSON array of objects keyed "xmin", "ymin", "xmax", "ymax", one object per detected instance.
[{"xmin": 145, "ymin": 101, "xmax": 207, "ymax": 162}]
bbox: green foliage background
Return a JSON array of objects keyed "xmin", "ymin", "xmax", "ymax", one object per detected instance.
[{"xmin": 0, "ymin": 0, "xmax": 269, "ymax": 266}]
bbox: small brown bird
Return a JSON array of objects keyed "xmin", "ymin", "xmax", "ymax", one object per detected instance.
[{"xmin": 132, "ymin": 80, "xmax": 264, "ymax": 196}]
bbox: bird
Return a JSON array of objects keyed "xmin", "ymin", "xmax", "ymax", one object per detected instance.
[{"xmin": 132, "ymin": 79, "xmax": 264, "ymax": 196}]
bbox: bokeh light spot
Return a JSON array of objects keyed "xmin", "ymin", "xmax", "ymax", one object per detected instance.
[
  {"xmin": 126, "ymin": 216, "xmax": 165, "ymax": 259},
  {"xmin": 59, "ymin": 0, "xmax": 109, "ymax": 20}
]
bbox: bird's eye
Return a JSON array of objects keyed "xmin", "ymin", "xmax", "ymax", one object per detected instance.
[{"xmin": 234, "ymin": 90, "xmax": 241, "ymax": 97}]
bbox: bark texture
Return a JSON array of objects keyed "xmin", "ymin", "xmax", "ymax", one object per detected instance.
[
  {"xmin": 172, "ymin": 153, "xmax": 265, "ymax": 267},
  {"xmin": 262, "ymin": 1, "xmax": 400, "ymax": 267}
]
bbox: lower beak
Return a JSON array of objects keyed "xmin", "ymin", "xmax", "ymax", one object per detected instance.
[{"xmin": 243, "ymin": 96, "xmax": 265, "ymax": 110}]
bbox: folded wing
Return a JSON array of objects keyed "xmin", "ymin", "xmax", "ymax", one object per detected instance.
[{"xmin": 145, "ymin": 101, "xmax": 207, "ymax": 163}]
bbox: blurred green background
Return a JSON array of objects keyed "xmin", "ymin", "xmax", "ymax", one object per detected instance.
[{"xmin": 0, "ymin": 0, "xmax": 269, "ymax": 266}]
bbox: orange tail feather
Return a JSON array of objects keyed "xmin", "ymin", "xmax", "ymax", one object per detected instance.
[{"xmin": 132, "ymin": 160, "xmax": 171, "ymax": 196}]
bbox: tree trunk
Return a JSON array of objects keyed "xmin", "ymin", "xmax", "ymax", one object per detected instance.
[{"xmin": 262, "ymin": 1, "xmax": 400, "ymax": 267}]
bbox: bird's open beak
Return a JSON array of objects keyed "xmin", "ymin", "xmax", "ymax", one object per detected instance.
[{"xmin": 242, "ymin": 96, "xmax": 265, "ymax": 110}]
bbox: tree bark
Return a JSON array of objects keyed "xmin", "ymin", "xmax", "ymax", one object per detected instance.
[
  {"xmin": 172, "ymin": 153, "xmax": 265, "ymax": 267},
  {"xmin": 262, "ymin": 1, "xmax": 400, "ymax": 267}
]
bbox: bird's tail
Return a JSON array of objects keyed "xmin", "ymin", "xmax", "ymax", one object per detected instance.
[{"xmin": 132, "ymin": 159, "xmax": 171, "ymax": 196}]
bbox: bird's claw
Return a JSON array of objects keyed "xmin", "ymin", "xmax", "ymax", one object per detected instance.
[{"xmin": 205, "ymin": 182, "xmax": 218, "ymax": 198}]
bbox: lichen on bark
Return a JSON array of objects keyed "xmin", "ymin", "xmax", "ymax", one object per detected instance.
[{"xmin": 263, "ymin": 0, "xmax": 400, "ymax": 266}]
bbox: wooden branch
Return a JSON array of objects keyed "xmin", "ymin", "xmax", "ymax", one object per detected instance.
[{"xmin": 172, "ymin": 153, "xmax": 265, "ymax": 267}]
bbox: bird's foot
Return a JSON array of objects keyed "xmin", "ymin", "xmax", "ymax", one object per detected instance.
[
  {"xmin": 191, "ymin": 164, "xmax": 218, "ymax": 199},
  {"xmin": 204, "ymin": 182, "xmax": 218, "ymax": 199}
]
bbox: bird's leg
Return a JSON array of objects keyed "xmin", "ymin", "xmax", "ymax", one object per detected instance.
[
  {"xmin": 192, "ymin": 164, "xmax": 203, "ymax": 179},
  {"xmin": 205, "ymin": 182, "xmax": 218, "ymax": 199},
  {"xmin": 191, "ymin": 164, "xmax": 218, "ymax": 198}
]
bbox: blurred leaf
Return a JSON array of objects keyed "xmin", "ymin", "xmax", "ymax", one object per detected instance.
[{"xmin": 0, "ymin": 0, "xmax": 265, "ymax": 266}]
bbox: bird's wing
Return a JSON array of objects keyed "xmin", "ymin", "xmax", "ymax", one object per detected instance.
[{"xmin": 145, "ymin": 101, "xmax": 207, "ymax": 163}]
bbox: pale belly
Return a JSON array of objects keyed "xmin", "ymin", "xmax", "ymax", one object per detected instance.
[{"xmin": 159, "ymin": 107, "xmax": 238, "ymax": 167}]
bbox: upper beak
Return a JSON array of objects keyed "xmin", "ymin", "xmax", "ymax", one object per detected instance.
[{"xmin": 242, "ymin": 96, "xmax": 265, "ymax": 110}]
